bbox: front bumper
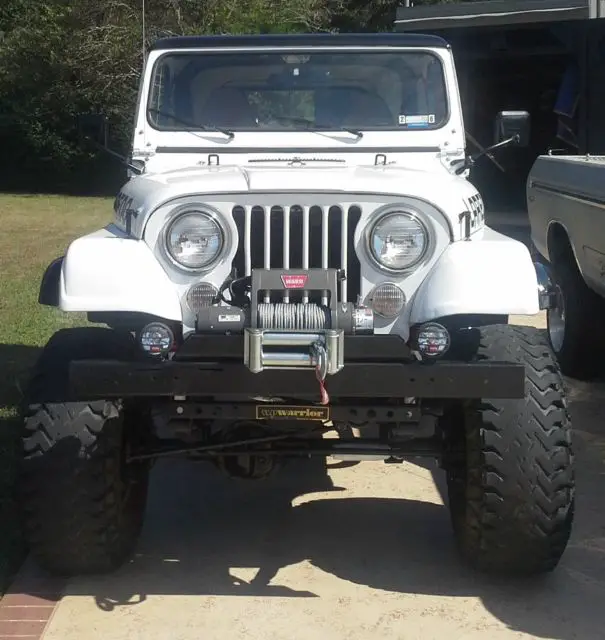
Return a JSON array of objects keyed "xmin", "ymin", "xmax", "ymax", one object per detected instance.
[{"xmin": 69, "ymin": 335, "xmax": 526, "ymax": 401}]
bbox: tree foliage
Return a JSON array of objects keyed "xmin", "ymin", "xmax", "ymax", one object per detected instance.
[{"xmin": 0, "ymin": 0, "xmax": 461, "ymax": 193}]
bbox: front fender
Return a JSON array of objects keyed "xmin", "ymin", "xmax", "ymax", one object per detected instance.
[
  {"xmin": 56, "ymin": 226, "xmax": 182, "ymax": 321},
  {"xmin": 409, "ymin": 229, "xmax": 540, "ymax": 324}
]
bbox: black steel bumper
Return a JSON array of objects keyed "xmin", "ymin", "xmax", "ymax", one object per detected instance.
[{"xmin": 68, "ymin": 335, "xmax": 526, "ymax": 401}]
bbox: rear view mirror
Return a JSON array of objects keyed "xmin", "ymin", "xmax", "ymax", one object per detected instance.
[
  {"xmin": 494, "ymin": 110, "xmax": 530, "ymax": 147},
  {"xmin": 77, "ymin": 113, "xmax": 109, "ymax": 147},
  {"xmin": 75, "ymin": 113, "xmax": 144, "ymax": 175}
]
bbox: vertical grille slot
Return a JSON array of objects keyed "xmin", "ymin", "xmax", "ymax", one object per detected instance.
[
  {"xmin": 232, "ymin": 205, "xmax": 246, "ymax": 275},
  {"xmin": 346, "ymin": 206, "xmax": 362, "ymax": 303},
  {"xmin": 308, "ymin": 206, "xmax": 324, "ymax": 270},
  {"xmin": 269, "ymin": 206, "xmax": 282, "ymax": 270},
  {"xmin": 231, "ymin": 202, "xmax": 361, "ymax": 302}
]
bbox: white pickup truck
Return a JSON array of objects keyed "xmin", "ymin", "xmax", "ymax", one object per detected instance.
[{"xmin": 528, "ymin": 154, "xmax": 605, "ymax": 378}]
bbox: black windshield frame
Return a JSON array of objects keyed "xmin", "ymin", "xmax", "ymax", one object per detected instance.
[{"xmin": 145, "ymin": 48, "xmax": 451, "ymax": 134}]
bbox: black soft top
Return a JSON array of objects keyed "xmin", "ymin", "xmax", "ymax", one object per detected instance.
[{"xmin": 149, "ymin": 32, "xmax": 450, "ymax": 53}]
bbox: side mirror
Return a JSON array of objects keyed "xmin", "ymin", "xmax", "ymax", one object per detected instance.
[
  {"xmin": 77, "ymin": 113, "xmax": 109, "ymax": 147},
  {"xmin": 75, "ymin": 113, "xmax": 145, "ymax": 176},
  {"xmin": 494, "ymin": 110, "xmax": 530, "ymax": 148}
]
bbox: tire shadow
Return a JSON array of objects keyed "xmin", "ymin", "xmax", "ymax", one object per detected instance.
[
  {"xmin": 8, "ymin": 341, "xmax": 605, "ymax": 639},
  {"xmin": 0, "ymin": 344, "xmax": 41, "ymax": 411},
  {"xmin": 0, "ymin": 344, "xmax": 41, "ymax": 593},
  {"xmin": 418, "ymin": 370, "xmax": 605, "ymax": 639},
  {"xmin": 53, "ymin": 431, "xmax": 605, "ymax": 640}
]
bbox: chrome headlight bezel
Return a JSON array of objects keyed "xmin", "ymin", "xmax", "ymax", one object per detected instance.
[
  {"xmin": 365, "ymin": 205, "xmax": 435, "ymax": 274},
  {"xmin": 162, "ymin": 206, "xmax": 229, "ymax": 273}
]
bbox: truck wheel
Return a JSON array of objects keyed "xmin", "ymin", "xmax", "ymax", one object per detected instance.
[
  {"xmin": 19, "ymin": 328, "xmax": 150, "ymax": 577},
  {"xmin": 445, "ymin": 324, "xmax": 574, "ymax": 576},
  {"xmin": 548, "ymin": 258, "xmax": 605, "ymax": 379}
]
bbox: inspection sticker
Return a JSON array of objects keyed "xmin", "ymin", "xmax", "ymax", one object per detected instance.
[{"xmin": 399, "ymin": 114, "xmax": 436, "ymax": 128}]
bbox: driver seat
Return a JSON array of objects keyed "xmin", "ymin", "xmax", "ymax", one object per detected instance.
[{"xmin": 201, "ymin": 86, "xmax": 257, "ymax": 128}]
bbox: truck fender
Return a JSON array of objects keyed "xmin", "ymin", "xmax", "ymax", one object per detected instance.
[
  {"xmin": 55, "ymin": 227, "xmax": 182, "ymax": 321},
  {"xmin": 409, "ymin": 230, "xmax": 541, "ymax": 324}
]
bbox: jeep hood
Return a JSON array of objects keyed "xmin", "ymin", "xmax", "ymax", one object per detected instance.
[{"xmin": 114, "ymin": 164, "xmax": 479, "ymax": 238}]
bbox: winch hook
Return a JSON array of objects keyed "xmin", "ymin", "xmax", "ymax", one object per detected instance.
[{"xmin": 310, "ymin": 341, "xmax": 330, "ymax": 406}]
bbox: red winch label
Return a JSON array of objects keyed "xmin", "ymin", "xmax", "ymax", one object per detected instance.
[{"xmin": 281, "ymin": 274, "xmax": 308, "ymax": 289}]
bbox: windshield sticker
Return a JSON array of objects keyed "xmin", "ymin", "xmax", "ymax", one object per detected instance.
[{"xmin": 399, "ymin": 114, "xmax": 436, "ymax": 128}]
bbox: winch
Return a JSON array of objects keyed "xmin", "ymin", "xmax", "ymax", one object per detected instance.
[{"xmin": 195, "ymin": 268, "xmax": 374, "ymax": 377}]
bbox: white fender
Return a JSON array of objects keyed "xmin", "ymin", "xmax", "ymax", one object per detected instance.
[
  {"xmin": 59, "ymin": 226, "xmax": 182, "ymax": 321},
  {"xmin": 409, "ymin": 228, "xmax": 540, "ymax": 323}
]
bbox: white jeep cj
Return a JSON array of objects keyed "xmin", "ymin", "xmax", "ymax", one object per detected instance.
[{"xmin": 22, "ymin": 33, "xmax": 573, "ymax": 578}]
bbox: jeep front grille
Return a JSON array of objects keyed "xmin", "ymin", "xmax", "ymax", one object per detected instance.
[{"xmin": 231, "ymin": 204, "xmax": 362, "ymax": 303}]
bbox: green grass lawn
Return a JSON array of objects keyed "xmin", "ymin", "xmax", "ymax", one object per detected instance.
[{"xmin": 0, "ymin": 193, "xmax": 112, "ymax": 593}]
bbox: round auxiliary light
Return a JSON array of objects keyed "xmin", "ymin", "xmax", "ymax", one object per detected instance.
[
  {"xmin": 139, "ymin": 322, "xmax": 175, "ymax": 357},
  {"xmin": 369, "ymin": 283, "xmax": 406, "ymax": 318},
  {"xmin": 186, "ymin": 282, "xmax": 219, "ymax": 313},
  {"xmin": 166, "ymin": 211, "xmax": 224, "ymax": 270},
  {"xmin": 369, "ymin": 211, "xmax": 430, "ymax": 272},
  {"xmin": 416, "ymin": 322, "xmax": 450, "ymax": 358}
]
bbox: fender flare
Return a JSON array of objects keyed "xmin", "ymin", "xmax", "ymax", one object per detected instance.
[
  {"xmin": 39, "ymin": 256, "xmax": 64, "ymax": 307},
  {"xmin": 409, "ymin": 231, "xmax": 541, "ymax": 324},
  {"xmin": 55, "ymin": 228, "xmax": 183, "ymax": 322}
]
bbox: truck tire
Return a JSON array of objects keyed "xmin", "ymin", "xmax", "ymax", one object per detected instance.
[
  {"xmin": 548, "ymin": 258, "xmax": 605, "ymax": 379},
  {"xmin": 19, "ymin": 327, "xmax": 150, "ymax": 577},
  {"xmin": 445, "ymin": 324, "xmax": 574, "ymax": 576}
]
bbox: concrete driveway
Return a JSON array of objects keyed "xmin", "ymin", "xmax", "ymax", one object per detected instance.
[{"xmin": 2, "ymin": 313, "xmax": 603, "ymax": 640}]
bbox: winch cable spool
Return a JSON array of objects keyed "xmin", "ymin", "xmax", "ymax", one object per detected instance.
[
  {"xmin": 257, "ymin": 302, "xmax": 332, "ymax": 405},
  {"xmin": 257, "ymin": 303, "xmax": 330, "ymax": 331}
]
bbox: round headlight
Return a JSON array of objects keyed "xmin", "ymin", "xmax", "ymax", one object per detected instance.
[
  {"xmin": 369, "ymin": 212, "xmax": 429, "ymax": 271},
  {"xmin": 166, "ymin": 211, "xmax": 224, "ymax": 270}
]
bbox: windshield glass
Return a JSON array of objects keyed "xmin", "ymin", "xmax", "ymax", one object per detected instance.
[{"xmin": 147, "ymin": 50, "xmax": 448, "ymax": 132}]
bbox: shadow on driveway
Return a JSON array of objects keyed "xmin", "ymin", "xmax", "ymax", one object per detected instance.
[
  {"xmin": 54, "ymin": 375, "xmax": 605, "ymax": 640},
  {"xmin": 6, "ymin": 323, "xmax": 605, "ymax": 639}
]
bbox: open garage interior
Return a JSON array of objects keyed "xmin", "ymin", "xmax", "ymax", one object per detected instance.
[{"xmin": 396, "ymin": 0, "xmax": 605, "ymax": 217}]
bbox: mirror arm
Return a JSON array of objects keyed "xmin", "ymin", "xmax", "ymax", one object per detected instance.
[
  {"xmin": 83, "ymin": 135, "xmax": 145, "ymax": 175},
  {"xmin": 454, "ymin": 133, "xmax": 520, "ymax": 175},
  {"xmin": 470, "ymin": 134, "xmax": 520, "ymax": 162}
]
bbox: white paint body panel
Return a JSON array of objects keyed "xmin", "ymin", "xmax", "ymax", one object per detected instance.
[
  {"xmin": 410, "ymin": 228, "xmax": 540, "ymax": 323},
  {"xmin": 114, "ymin": 164, "xmax": 479, "ymax": 242},
  {"xmin": 59, "ymin": 226, "xmax": 182, "ymax": 321}
]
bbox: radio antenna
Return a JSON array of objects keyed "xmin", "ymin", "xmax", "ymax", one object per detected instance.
[{"xmin": 142, "ymin": 0, "xmax": 146, "ymax": 67}]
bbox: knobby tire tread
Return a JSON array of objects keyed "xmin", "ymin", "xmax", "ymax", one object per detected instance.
[
  {"xmin": 19, "ymin": 328, "xmax": 149, "ymax": 577},
  {"xmin": 448, "ymin": 324, "xmax": 574, "ymax": 576}
]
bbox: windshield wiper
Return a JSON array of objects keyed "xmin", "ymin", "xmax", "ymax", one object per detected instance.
[
  {"xmin": 148, "ymin": 108, "xmax": 234, "ymax": 140},
  {"xmin": 270, "ymin": 115, "xmax": 363, "ymax": 140},
  {"xmin": 313, "ymin": 122, "xmax": 364, "ymax": 140}
]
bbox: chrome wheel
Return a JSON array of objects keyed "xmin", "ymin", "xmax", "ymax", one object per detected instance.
[{"xmin": 548, "ymin": 283, "xmax": 566, "ymax": 353}]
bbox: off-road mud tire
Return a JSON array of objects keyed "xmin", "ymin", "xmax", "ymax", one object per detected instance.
[
  {"xmin": 19, "ymin": 327, "xmax": 150, "ymax": 577},
  {"xmin": 445, "ymin": 324, "xmax": 574, "ymax": 576}
]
